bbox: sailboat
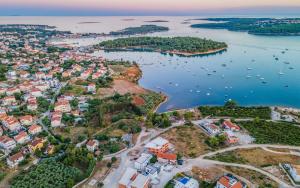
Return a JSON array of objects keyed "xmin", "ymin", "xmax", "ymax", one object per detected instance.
[{"xmin": 278, "ymin": 70, "xmax": 284, "ymax": 75}]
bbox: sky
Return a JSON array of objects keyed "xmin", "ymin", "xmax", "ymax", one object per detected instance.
[{"xmin": 0, "ymin": 0, "xmax": 300, "ymax": 16}]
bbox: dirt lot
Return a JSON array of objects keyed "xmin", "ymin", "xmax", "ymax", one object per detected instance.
[
  {"xmin": 161, "ymin": 125, "xmax": 211, "ymax": 158},
  {"xmin": 191, "ymin": 166, "xmax": 224, "ymax": 183},
  {"xmin": 109, "ymin": 64, "xmax": 142, "ymax": 82},
  {"xmin": 97, "ymin": 79, "xmax": 147, "ymax": 98}
]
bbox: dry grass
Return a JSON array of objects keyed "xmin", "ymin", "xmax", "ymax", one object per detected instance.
[
  {"xmin": 224, "ymin": 166, "xmax": 279, "ymax": 188},
  {"xmin": 235, "ymin": 148, "xmax": 300, "ymax": 167},
  {"xmin": 161, "ymin": 125, "xmax": 211, "ymax": 158},
  {"xmin": 191, "ymin": 166, "xmax": 224, "ymax": 182},
  {"xmin": 97, "ymin": 79, "xmax": 147, "ymax": 98}
]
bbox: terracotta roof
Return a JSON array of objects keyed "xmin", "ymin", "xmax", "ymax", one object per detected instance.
[{"xmin": 8, "ymin": 152, "xmax": 23, "ymax": 162}]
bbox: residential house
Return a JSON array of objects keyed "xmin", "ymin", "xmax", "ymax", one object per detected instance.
[
  {"xmin": 216, "ymin": 174, "xmax": 246, "ymax": 188},
  {"xmin": 224, "ymin": 131, "xmax": 239, "ymax": 144},
  {"xmin": 87, "ymin": 83, "xmax": 96, "ymax": 93},
  {"xmin": 51, "ymin": 112, "xmax": 62, "ymax": 127},
  {"xmin": 6, "ymin": 87, "xmax": 20, "ymax": 96},
  {"xmin": 14, "ymin": 131, "xmax": 30, "ymax": 144},
  {"xmin": 30, "ymin": 88, "xmax": 43, "ymax": 97},
  {"xmin": 7, "ymin": 152, "xmax": 24, "ymax": 168},
  {"xmin": 156, "ymin": 152, "xmax": 177, "ymax": 163},
  {"xmin": 86, "ymin": 139, "xmax": 99, "ymax": 152},
  {"xmin": 28, "ymin": 124, "xmax": 42, "ymax": 135},
  {"xmin": 2, "ymin": 96, "xmax": 16, "ymax": 106},
  {"xmin": 222, "ymin": 120, "xmax": 240, "ymax": 132},
  {"xmin": 1, "ymin": 116, "xmax": 21, "ymax": 132},
  {"xmin": 0, "ymin": 135, "xmax": 16, "ymax": 150},
  {"xmin": 134, "ymin": 153, "xmax": 152, "ymax": 171},
  {"xmin": 205, "ymin": 124, "xmax": 221, "ymax": 136},
  {"xmin": 54, "ymin": 100, "xmax": 71, "ymax": 113},
  {"xmin": 27, "ymin": 97, "xmax": 38, "ymax": 111},
  {"xmin": 19, "ymin": 115, "xmax": 34, "ymax": 126},
  {"xmin": 118, "ymin": 167, "xmax": 150, "ymax": 188},
  {"xmin": 144, "ymin": 137, "xmax": 169, "ymax": 155},
  {"xmin": 29, "ymin": 138, "xmax": 45, "ymax": 152}
]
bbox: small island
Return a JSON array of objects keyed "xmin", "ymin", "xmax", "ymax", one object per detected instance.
[
  {"xmin": 191, "ymin": 18, "xmax": 300, "ymax": 36},
  {"xmin": 109, "ymin": 25, "xmax": 169, "ymax": 36},
  {"xmin": 97, "ymin": 36, "xmax": 227, "ymax": 56}
]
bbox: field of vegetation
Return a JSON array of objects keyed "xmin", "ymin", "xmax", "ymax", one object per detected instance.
[
  {"xmin": 191, "ymin": 18, "xmax": 300, "ymax": 36},
  {"xmin": 109, "ymin": 25, "xmax": 169, "ymax": 35},
  {"xmin": 240, "ymin": 120, "xmax": 300, "ymax": 145},
  {"xmin": 98, "ymin": 36, "xmax": 227, "ymax": 55},
  {"xmin": 10, "ymin": 159, "xmax": 82, "ymax": 188},
  {"xmin": 198, "ymin": 101, "xmax": 271, "ymax": 119}
]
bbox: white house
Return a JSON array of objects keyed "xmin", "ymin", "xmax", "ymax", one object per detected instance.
[
  {"xmin": 0, "ymin": 135, "xmax": 16, "ymax": 150},
  {"xmin": 86, "ymin": 139, "xmax": 99, "ymax": 152},
  {"xmin": 134, "ymin": 153, "xmax": 152, "ymax": 171}
]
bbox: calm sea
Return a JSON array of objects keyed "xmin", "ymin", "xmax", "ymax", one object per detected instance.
[{"xmin": 2, "ymin": 16, "xmax": 300, "ymax": 112}]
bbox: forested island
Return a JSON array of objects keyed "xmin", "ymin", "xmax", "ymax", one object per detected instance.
[
  {"xmin": 97, "ymin": 36, "xmax": 227, "ymax": 56},
  {"xmin": 109, "ymin": 25, "xmax": 169, "ymax": 36},
  {"xmin": 191, "ymin": 18, "xmax": 300, "ymax": 36}
]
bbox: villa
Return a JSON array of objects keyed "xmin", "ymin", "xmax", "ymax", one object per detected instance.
[
  {"xmin": 222, "ymin": 120, "xmax": 240, "ymax": 132},
  {"xmin": 174, "ymin": 176, "xmax": 199, "ymax": 188},
  {"xmin": 216, "ymin": 174, "xmax": 246, "ymax": 188}
]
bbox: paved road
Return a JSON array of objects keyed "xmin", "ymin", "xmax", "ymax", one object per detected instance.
[
  {"xmin": 102, "ymin": 121, "xmax": 183, "ymax": 188},
  {"xmin": 102, "ymin": 121, "xmax": 300, "ymax": 188}
]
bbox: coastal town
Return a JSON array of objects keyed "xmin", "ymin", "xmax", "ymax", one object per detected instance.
[{"xmin": 1, "ymin": 23, "xmax": 300, "ymax": 188}]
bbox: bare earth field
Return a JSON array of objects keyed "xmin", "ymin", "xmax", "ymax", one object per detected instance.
[
  {"xmin": 161, "ymin": 125, "xmax": 211, "ymax": 158},
  {"xmin": 97, "ymin": 79, "xmax": 147, "ymax": 98}
]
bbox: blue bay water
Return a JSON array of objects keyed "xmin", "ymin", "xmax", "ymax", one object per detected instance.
[{"xmin": 2, "ymin": 16, "xmax": 300, "ymax": 112}]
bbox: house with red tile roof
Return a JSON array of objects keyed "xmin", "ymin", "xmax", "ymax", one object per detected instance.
[
  {"xmin": 86, "ymin": 139, "xmax": 99, "ymax": 152},
  {"xmin": 2, "ymin": 96, "xmax": 16, "ymax": 106},
  {"xmin": 0, "ymin": 135, "xmax": 16, "ymax": 150},
  {"xmin": 19, "ymin": 115, "xmax": 34, "ymax": 126},
  {"xmin": 27, "ymin": 97, "xmax": 38, "ymax": 111},
  {"xmin": 14, "ymin": 131, "xmax": 30, "ymax": 144},
  {"xmin": 216, "ymin": 174, "xmax": 246, "ymax": 188},
  {"xmin": 28, "ymin": 124, "xmax": 42, "ymax": 135},
  {"xmin": 222, "ymin": 120, "xmax": 240, "ymax": 131},
  {"xmin": 6, "ymin": 87, "xmax": 20, "ymax": 96},
  {"xmin": 54, "ymin": 100, "xmax": 71, "ymax": 113},
  {"xmin": 7, "ymin": 152, "xmax": 24, "ymax": 168},
  {"xmin": 30, "ymin": 87, "xmax": 43, "ymax": 97}
]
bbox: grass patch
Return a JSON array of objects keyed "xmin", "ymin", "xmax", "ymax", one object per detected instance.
[
  {"xmin": 207, "ymin": 151, "xmax": 248, "ymax": 164},
  {"xmin": 198, "ymin": 106, "xmax": 271, "ymax": 119}
]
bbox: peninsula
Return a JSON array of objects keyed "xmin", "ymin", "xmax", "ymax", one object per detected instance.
[
  {"xmin": 191, "ymin": 18, "xmax": 300, "ymax": 36},
  {"xmin": 97, "ymin": 36, "xmax": 228, "ymax": 56}
]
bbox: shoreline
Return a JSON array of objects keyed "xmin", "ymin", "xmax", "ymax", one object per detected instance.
[
  {"xmin": 101, "ymin": 46, "xmax": 228, "ymax": 57},
  {"xmin": 153, "ymin": 93, "xmax": 168, "ymax": 113}
]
